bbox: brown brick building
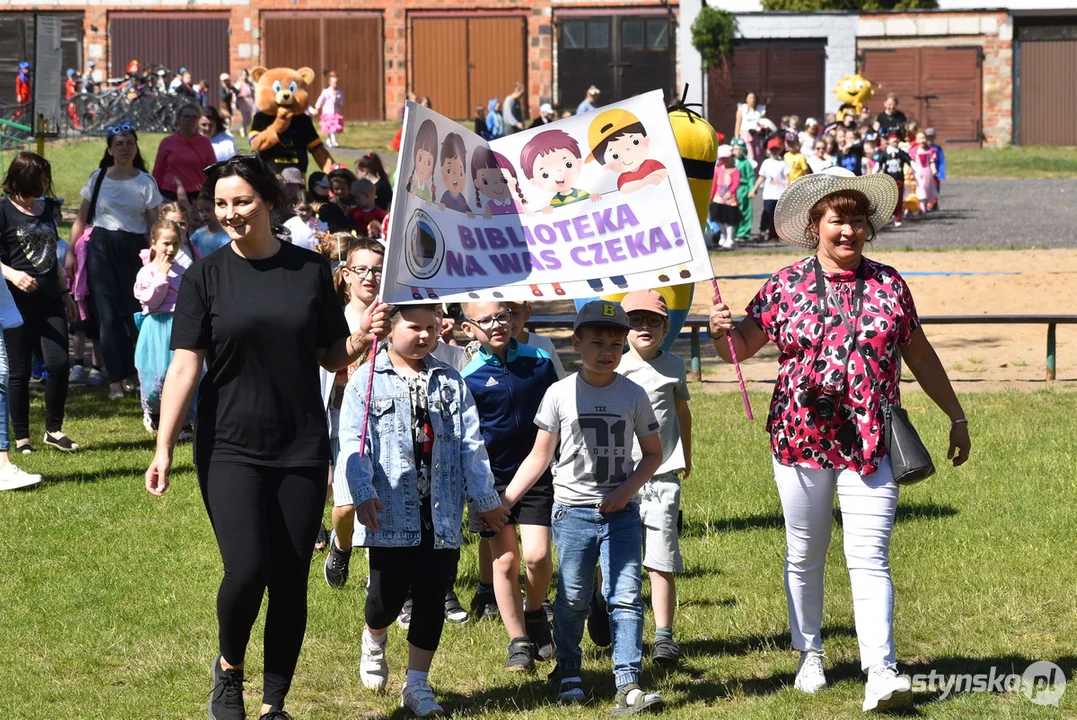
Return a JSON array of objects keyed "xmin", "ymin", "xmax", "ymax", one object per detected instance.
[{"xmin": 0, "ymin": 1, "xmax": 681, "ymax": 122}]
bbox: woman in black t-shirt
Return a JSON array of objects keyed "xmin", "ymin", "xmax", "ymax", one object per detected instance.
[
  {"xmin": 144, "ymin": 155, "xmax": 384, "ymax": 719},
  {"xmin": 0, "ymin": 152, "xmax": 79, "ymax": 453},
  {"xmin": 874, "ymin": 93, "xmax": 908, "ymax": 139}
]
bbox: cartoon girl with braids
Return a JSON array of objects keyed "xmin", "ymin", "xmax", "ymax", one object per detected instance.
[
  {"xmin": 471, "ymin": 146, "xmax": 531, "ymax": 219},
  {"xmin": 405, "ymin": 119, "xmax": 438, "ymax": 204}
]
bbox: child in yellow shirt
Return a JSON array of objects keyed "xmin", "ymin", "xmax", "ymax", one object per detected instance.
[{"xmin": 783, "ymin": 136, "xmax": 810, "ymax": 183}]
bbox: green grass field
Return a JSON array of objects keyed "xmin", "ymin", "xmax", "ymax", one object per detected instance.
[
  {"xmin": 944, "ymin": 146, "xmax": 1077, "ymax": 180},
  {"xmin": 2, "ymin": 387, "xmax": 1075, "ymax": 718}
]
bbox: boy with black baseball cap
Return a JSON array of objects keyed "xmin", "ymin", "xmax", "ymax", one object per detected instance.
[{"xmin": 501, "ymin": 300, "xmax": 666, "ymax": 714}]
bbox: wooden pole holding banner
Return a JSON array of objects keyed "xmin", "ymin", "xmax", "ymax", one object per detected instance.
[
  {"xmin": 711, "ymin": 278, "xmax": 753, "ymax": 420},
  {"xmin": 357, "ymin": 294, "xmax": 383, "ymax": 457}
]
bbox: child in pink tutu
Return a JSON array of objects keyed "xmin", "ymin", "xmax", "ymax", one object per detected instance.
[
  {"xmin": 314, "ymin": 72, "xmax": 344, "ymax": 148},
  {"xmin": 910, "ymin": 130, "xmax": 938, "ymax": 218}
]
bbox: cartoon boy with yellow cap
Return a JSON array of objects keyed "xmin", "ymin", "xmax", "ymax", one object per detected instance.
[{"xmin": 586, "ymin": 109, "xmax": 667, "ymax": 193}]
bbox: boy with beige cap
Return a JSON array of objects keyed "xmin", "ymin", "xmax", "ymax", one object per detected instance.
[{"xmin": 617, "ymin": 289, "xmax": 693, "ymax": 666}]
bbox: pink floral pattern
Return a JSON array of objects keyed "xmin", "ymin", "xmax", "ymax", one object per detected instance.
[{"xmin": 747, "ymin": 256, "xmax": 920, "ymax": 474}]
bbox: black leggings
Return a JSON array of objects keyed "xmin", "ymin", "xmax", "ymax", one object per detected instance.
[
  {"xmin": 87, "ymin": 227, "xmax": 146, "ymax": 383},
  {"xmin": 366, "ymin": 515, "xmax": 455, "ymax": 652},
  {"xmin": 4, "ymin": 290, "xmax": 68, "ymax": 438},
  {"xmin": 199, "ymin": 461, "xmax": 325, "ymax": 707}
]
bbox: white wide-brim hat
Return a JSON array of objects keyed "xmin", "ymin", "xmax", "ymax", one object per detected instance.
[{"xmin": 774, "ymin": 167, "xmax": 899, "ymax": 249}]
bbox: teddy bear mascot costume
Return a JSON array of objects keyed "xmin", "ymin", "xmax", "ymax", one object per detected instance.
[
  {"xmin": 248, "ymin": 66, "xmax": 335, "ymax": 174},
  {"xmin": 572, "ymin": 86, "xmax": 716, "ymax": 352}
]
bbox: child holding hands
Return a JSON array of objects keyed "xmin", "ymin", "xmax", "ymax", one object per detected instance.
[
  {"xmin": 334, "ymin": 304, "xmax": 510, "ymax": 717},
  {"xmin": 501, "ymin": 300, "xmax": 665, "ymax": 715}
]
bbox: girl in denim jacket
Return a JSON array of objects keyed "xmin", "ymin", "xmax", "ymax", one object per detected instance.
[{"xmin": 334, "ymin": 304, "xmax": 509, "ymax": 717}]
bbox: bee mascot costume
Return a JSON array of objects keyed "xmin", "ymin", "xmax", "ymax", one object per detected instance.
[{"xmin": 573, "ymin": 90, "xmax": 717, "ymax": 351}]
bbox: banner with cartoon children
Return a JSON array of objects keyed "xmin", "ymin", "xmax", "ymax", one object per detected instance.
[{"xmin": 382, "ymin": 90, "xmax": 713, "ymax": 304}]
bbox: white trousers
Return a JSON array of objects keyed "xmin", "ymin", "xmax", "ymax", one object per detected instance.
[{"xmin": 772, "ymin": 455, "xmax": 898, "ymax": 671}]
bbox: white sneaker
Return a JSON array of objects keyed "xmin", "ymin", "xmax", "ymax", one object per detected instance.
[
  {"xmin": 794, "ymin": 649, "xmax": 828, "ymax": 694},
  {"xmin": 360, "ymin": 629, "xmax": 389, "ymax": 691},
  {"xmin": 0, "ymin": 462, "xmax": 43, "ymax": 490},
  {"xmin": 401, "ymin": 681, "xmax": 444, "ymax": 717},
  {"xmin": 142, "ymin": 412, "xmax": 157, "ymax": 435},
  {"xmin": 87, "ymin": 369, "xmax": 105, "ymax": 386},
  {"xmin": 863, "ymin": 665, "xmax": 913, "ymax": 712},
  {"xmin": 69, "ymin": 364, "xmax": 87, "ymax": 382}
]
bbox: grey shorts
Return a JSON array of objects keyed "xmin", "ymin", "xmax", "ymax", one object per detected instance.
[{"xmin": 638, "ymin": 472, "xmax": 683, "ymax": 573}]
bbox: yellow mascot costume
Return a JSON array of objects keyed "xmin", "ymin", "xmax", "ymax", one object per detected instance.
[
  {"xmin": 834, "ymin": 73, "xmax": 875, "ymax": 123},
  {"xmin": 574, "ymin": 90, "xmax": 717, "ymax": 352}
]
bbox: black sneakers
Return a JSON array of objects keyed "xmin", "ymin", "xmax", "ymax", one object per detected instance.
[
  {"xmin": 208, "ymin": 656, "xmax": 245, "ymax": 720},
  {"xmin": 470, "ymin": 584, "xmax": 499, "ymax": 621},
  {"xmin": 259, "ymin": 711, "xmax": 293, "ymax": 720},
  {"xmin": 587, "ymin": 586, "xmax": 611, "ymax": 648},
  {"xmin": 525, "ymin": 608, "xmax": 554, "ymax": 661},
  {"xmin": 505, "ymin": 637, "xmax": 536, "ymax": 672},
  {"xmin": 651, "ymin": 636, "xmax": 682, "ymax": 667},
  {"xmin": 444, "ymin": 590, "xmax": 470, "ymax": 624},
  {"xmin": 323, "ymin": 540, "xmax": 351, "ymax": 589}
]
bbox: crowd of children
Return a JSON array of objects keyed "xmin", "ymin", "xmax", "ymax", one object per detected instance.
[
  {"xmin": 707, "ymin": 94, "xmax": 945, "ymax": 245},
  {"xmin": 318, "ymin": 283, "xmax": 692, "ymax": 717}
]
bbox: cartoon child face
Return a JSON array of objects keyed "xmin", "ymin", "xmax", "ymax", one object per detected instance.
[
  {"xmin": 441, "ymin": 156, "xmax": 466, "ymax": 196},
  {"xmin": 414, "ymin": 148, "xmax": 435, "ymax": 184},
  {"xmin": 601, "ymin": 133, "xmax": 650, "ymax": 174},
  {"xmin": 475, "ymin": 167, "xmax": 510, "ymax": 202},
  {"xmin": 530, "ymin": 150, "xmax": 582, "ymax": 194}
]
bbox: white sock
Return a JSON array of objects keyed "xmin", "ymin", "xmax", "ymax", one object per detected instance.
[
  {"xmin": 725, "ymin": 225, "xmax": 736, "ymax": 244},
  {"xmin": 406, "ymin": 669, "xmax": 429, "ymax": 687},
  {"xmin": 364, "ymin": 627, "xmax": 386, "ymax": 646}
]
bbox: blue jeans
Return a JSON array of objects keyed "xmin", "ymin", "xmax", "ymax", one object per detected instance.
[{"xmin": 551, "ymin": 502, "xmax": 644, "ymax": 688}]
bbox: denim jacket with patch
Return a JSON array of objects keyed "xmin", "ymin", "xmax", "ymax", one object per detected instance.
[{"xmin": 336, "ymin": 346, "xmax": 502, "ymax": 549}]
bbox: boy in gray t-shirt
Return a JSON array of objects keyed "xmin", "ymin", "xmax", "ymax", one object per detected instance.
[
  {"xmin": 502, "ymin": 301, "xmax": 665, "ymax": 715},
  {"xmin": 617, "ymin": 290, "xmax": 693, "ymax": 668}
]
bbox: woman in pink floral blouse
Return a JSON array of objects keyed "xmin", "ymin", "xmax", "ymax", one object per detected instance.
[{"xmin": 707, "ymin": 167, "xmax": 970, "ymax": 712}]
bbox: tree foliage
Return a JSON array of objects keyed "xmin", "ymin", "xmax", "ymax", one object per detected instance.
[{"xmin": 691, "ymin": 6, "xmax": 739, "ymax": 69}]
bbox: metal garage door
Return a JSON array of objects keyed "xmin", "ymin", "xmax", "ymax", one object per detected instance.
[
  {"xmin": 411, "ymin": 15, "xmax": 526, "ymax": 121},
  {"xmin": 1017, "ymin": 22, "xmax": 1077, "ymax": 146},
  {"xmin": 707, "ymin": 40, "xmax": 826, "ymax": 138},
  {"xmin": 110, "ymin": 13, "xmax": 228, "ymax": 91},
  {"xmin": 557, "ymin": 13, "xmax": 675, "ymax": 111},
  {"xmin": 0, "ymin": 13, "xmax": 83, "ymax": 105},
  {"xmin": 862, "ymin": 46, "xmax": 982, "ymax": 147},
  {"xmin": 263, "ymin": 13, "xmax": 384, "ymax": 122}
]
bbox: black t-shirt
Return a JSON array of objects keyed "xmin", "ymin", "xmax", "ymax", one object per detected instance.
[
  {"xmin": 374, "ymin": 176, "xmax": 393, "ymax": 212},
  {"xmin": 838, "ymin": 144, "xmax": 864, "ymax": 176},
  {"xmin": 249, "ymin": 112, "xmax": 322, "ymax": 174},
  {"xmin": 0, "ymin": 197, "xmax": 61, "ymax": 298},
  {"xmin": 316, "ymin": 202, "xmax": 350, "ymax": 233},
  {"xmin": 875, "ymin": 148, "xmax": 912, "ymax": 181},
  {"xmin": 171, "ymin": 241, "xmax": 349, "ymax": 467},
  {"xmin": 875, "ymin": 110, "xmax": 908, "ymax": 138}
]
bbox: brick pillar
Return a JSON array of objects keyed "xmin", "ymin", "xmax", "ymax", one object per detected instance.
[
  {"xmin": 83, "ymin": 8, "xmax": 108, "ymax": 79},
  {"xmin": 528, "ymin": 7, "xmax": 553, "ymax": 117},
  {"xmin": 385, "ymin": 2, "xmax": 407, "ymax": 121},
  {"xmin": 982, "ymin": 32, "xmax": 1013, "ymax": 147}
]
